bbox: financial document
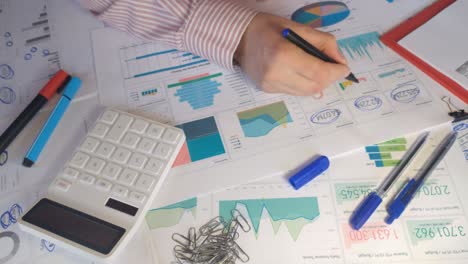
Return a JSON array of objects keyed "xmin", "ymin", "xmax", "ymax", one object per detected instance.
[
  {"xmin": 0, "ymin": 0, "xmax": 61, "ymax": 123},
  {"xmin": 148, "ymin": 124, "xmax": 468, "ymax": 264},
  {"xmin": 91, "ymin": 0, "xmax": 451, "ymax": 206}
]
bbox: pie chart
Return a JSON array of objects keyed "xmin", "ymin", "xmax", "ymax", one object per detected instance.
[{"xmin": 292, "ymin": 1, "xmax": 350, "ymax": 28}]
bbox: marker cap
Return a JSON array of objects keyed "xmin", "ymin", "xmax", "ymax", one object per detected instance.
[
  {"xmin": 288, "ymin": 155, "xmax": 329, "ymax": 190},
  {"xmin": 39, "ymin": 70, "xmax": 70, "ymax": 100}
]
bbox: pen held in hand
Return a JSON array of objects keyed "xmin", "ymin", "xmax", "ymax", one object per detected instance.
[{"xmin": 282, "ymin": 28, "xmax": 359, "ymax": 83}]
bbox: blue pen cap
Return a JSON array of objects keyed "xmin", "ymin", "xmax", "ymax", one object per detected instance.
[
  {"xmin": 349, "ymin": 192, "xmax": 382, "ymax": 230},
  {"xmin": 62, "ymin": 77, "xmax": 82, "ymax": 99},
  {"xmin": 282, "ymin": 28, "xmax": 291, "ymax": 38},
  {"xmin": 288, "ymin": 155, "xmax": 329, "ymax": 190}
]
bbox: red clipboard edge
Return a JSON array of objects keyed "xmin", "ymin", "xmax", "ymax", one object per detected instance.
[{"xmin": 380, "ymin": 0, "xmax": 468, "ymax": 104}]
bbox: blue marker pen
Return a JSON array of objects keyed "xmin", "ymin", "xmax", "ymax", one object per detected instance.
[{"xmin": 23, "ymin": 77, "xmax": 82, "ymax": 167}]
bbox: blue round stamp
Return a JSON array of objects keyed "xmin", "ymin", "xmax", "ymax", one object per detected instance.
[
  {"xmin": 4, "ymin": 32, "xmax": 11, "ymax": 38},
  {"xmin": 6, "ymin": 40, "xmax": 13, "ymax": 47},
  {"xmin": 42, "ymin": 49, "xmax": 50, "ymax": 56},
  {"xmin": 0, "ymin": 64, "xmax": 14, "ymax": 80},
  {"xmin": 354, "ymin": 95, "xmax": 382, "ymax": 111},
  {"xmin": 391, "ymin": 84, "xmax": 420, "ymax": 103},
  {"xmin": 310, "ymin": 108, "xmax": 341, "ymax": 124},
  {"xmin": 0, "ymin": 87, "xmax": 16, "ymax": 104},
  {"xmin": 31, "ymin": 46, "xmax": 38, "ymax": 53},
  {"xmin": 24, "ymin": 53, "xmax": 32, "ymax": 60}
]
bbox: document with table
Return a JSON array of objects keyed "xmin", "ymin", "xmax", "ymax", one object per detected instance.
[{"xmin": 0, "ymin": 0, "xmax": 467, "ymax": 263}]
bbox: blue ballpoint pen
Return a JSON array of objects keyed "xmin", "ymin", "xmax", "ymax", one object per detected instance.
[
  {"xmin": 385, "ymin": 131, "xmax": 458, "ymax": 224},
  {"xmin": 23, "ymin": 77, "xmax": 82, "ymax": 167},
  {"xmin": 349, "ymin": 131, "xmax": 430, "ymax": 230}
]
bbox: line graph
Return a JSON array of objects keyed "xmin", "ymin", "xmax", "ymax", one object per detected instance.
[
  {"xmin": 237, "ymin": 101, "xmax": 293, "ymax": 137},
  {"xmin": 145, "ymin": 198, "xmax": 197, "ymax": 229},
  {"xmin": 338, "ymin": 31, "xmax": 384, "ymax": 61},
  {"xmin": 219, "ymin": 197, "xmax": 319, "ymax": 241}
]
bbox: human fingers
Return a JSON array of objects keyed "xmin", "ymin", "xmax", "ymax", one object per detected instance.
[
  {"xmin": 273, "ymin": 41, "xmax": 350, "ymax": 89},
  {"xmin": 291, "ymin": 26, "xmax": 347, "ymax": 65}
]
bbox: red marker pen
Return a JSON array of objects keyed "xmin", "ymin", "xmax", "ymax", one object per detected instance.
[{"xmin": 0, "ymin": 70, "xmax": 70, "ymax": 155}]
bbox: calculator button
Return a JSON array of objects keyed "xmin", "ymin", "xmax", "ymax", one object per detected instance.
[
  {"xmin": 90, "ymin": 123, "xmax": 109, "ymax": 138},
  {"xmin": 102, "ymin": 163, "xmax": 122, "ymax": 180},
  {"xmin": 107, "ymin": 115, "xmax": 133, "ymax": 143},
  {"xmin": 84, "ymin": 158, "xmax": 106, "ymax": 175},
  {"xmin": 96, "ymin": 142, "xmax": 116, "ymax": 158},
  {"xmin": 153, "ymin": 143, "xmax": 172, "ymax": 160},
  {"xmin": 81, "ymin": 137, "xmax": 100, "ymax": 153},
  {"xmin": 146, "ymin": 124, "xmax": 164, "ymax": 139},
  {"xmin": 53, "ymin": 179, "xmax": 71, "ymax": 192},
  {"xmin": 121, "ymin": 133, "xmax": 141, "ymax": 149},
  {"xmin": 129, "ymin": 191, "xmax": 146, "ymax": 204},
  {"xmin": 130, "ymin": 119, "xmax": 149, "ymax": 134},
  {"xmin": 162, "ymin": 129, "xmax": 180, "ymax": 144},
  {"xmin": 135, "ymin": 174, "xmax": 155, "ymax": 192},
  {"xmin": 144, "ymin": 158, "xmax": 163, "ymax": 175},
  {"xmin": 137, "ymin": 138, "xmax": 156, "ymax": 154},
  {"xmin": 111, "ymin": 148, "xmax": 131, "ymax": 164},
  {"xmin": 95, "ymin": 179, "xmax": 112, "ymax": 192},
  {"xmin": 78, "ymin": 174, "xmax": 96, "ymax": 184},
  {"xmin": 62, "ymin": 167, "xmax": 79, "ymax": 180},
  {"xmin": 70, "ymin": 152, "xmax": 90, "ymax": 168},
  {"xmin": 101, "ymin": 110, "xmax": 119, "ymax": 124},
  {"xmin": 111, "ymin": 185, "xmax": 129, "ymax": 197},
  {"xmin": 128, "ymin": 153, "xmax": 148, "ymax": 170},
  {"xmin": 118, "ymin": 169, "xmax": 138, "ymax": 186}
]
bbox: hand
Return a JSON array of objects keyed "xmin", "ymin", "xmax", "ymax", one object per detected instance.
[{"xmin": 234, "ymin": 13, "xmax": 350, "ymax": 96}]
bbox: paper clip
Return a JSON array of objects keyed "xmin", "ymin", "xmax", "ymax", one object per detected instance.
[{"xmin": 441, "ymin": 96, "xmax": 468, "ymax": 122}]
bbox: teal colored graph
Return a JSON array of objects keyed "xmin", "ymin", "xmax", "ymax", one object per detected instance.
[
  {"xmin": 219, "ymin": 197, "xmax": 319, "ymax": 240},
  {"xmin": 169, "ymin": 73, "xmax": 222, "ymax": 110},
  {"xmin": 378, "ymin": 68, "xmax": 406, "ymax": 78},
  {"xmin": 237, "ymin": 101, "xmax": 293, "ymax": 137},
  {"xmin": 146, "ymin": 198, "xmax": 197, "ymax": 229},
  {"xmin": 177, "ymin": 116, "xmax": 226, "ymax": 162},
  {"xmin": 337, "ymin": 31, "xmax": 384, "ymax": 61}
]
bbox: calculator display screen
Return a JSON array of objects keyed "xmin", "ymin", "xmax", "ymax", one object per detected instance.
[{"xmin": 22, "ymin": 198, "xmax": 125, "ymax": 255}]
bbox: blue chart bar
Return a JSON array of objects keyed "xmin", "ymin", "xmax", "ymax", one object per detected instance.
[
  {"xmin": 176, "ymin": 116, "xmax": 226, "ymax": 162},
  {"xmin": 133, "ymin": 59, "xmax": 209, "ymax": 78},
  {"xmin": 337, "ymin": 31, "xmax": 383, "ymax": 61},
  {"xmin": 135, "ymin": 49, "xmax": 178, "ymax": 60},
  {"xmin": 170, "ymin": 73, "xmax": 222, "ymax": 110}
]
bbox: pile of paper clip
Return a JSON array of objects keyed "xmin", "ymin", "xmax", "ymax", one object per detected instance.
[{"xmin": 172, "ymin": 209, "xmax": 251, "ymax": 264}]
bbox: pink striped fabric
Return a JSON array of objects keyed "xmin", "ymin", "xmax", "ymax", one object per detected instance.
[{"xmin": 78, "ymin": 0, "xmax": 258, "ymax": 70}]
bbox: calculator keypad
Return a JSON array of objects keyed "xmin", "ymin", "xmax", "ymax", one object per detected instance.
[{"xmin": 53, "ymin": 109, "xmax": 184, "ymax": 212}]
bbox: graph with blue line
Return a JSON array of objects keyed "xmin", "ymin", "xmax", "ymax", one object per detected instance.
[
  {"xmin": 169, "ymin": 73, "xmax": 222, "ymax": 110},
  {"xmin": 337, "ymin": 31, "xmax": 384, "ymax": 61},
  {"xmin": 122, "ymin": 45, "xmax": 209, "ymax": 79}
]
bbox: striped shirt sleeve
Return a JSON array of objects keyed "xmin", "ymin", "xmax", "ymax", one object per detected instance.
[{"xmin": 78, "ymin": 0, "xmax": 258, "ymax": 70}]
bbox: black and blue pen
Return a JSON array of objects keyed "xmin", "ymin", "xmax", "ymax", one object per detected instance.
[{"xmin": 282, "ymin": 28, "xmax": 359, "ymax": 84}]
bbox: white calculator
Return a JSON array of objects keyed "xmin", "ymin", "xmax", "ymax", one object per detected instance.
[{"xmin": 19, "ymin": 109, "xmax": 185, "ymax": 261}]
